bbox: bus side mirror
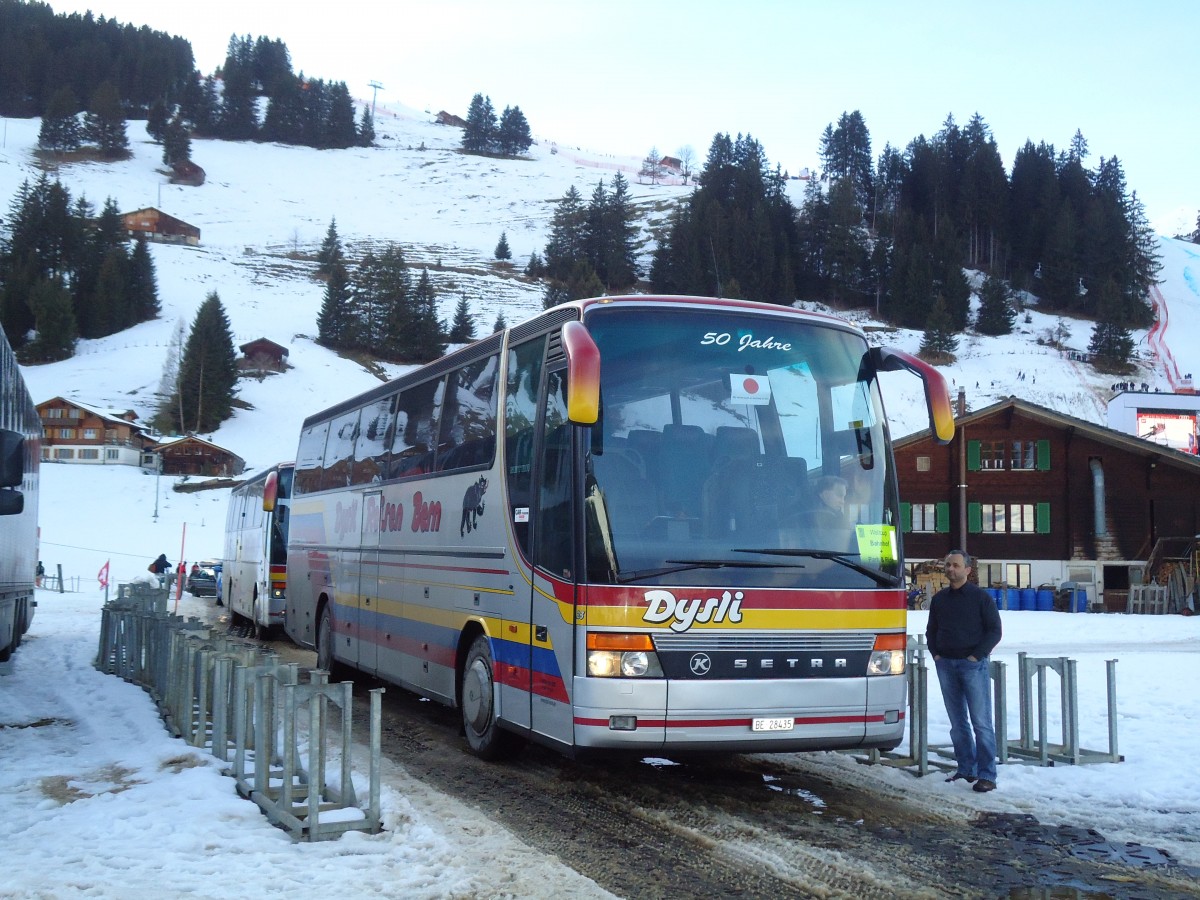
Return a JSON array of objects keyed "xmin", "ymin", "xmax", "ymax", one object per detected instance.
[
  {"xmin": 0, "ymin": 489, "xmax": 23, "ymax": 516},
  {"xmin": 871, "ymin": 346, "xmax": 955, "ymax": 444},
  {"xmin": 0, "ymin": 429, "xmax": 25, "ymax": 488},
  {"xmin": 263, "ymin": 470, "xmax": 278, "ymax": 512},
  {"xmin": 562, "ymin": 321, "xmax": 600, "ymax": 425}
]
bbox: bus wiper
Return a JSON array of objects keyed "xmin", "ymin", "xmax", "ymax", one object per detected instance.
[
  {"xmin": 732, "ymin": 548, "xmax": 899, "ymax": 587},
  {"xmin": 616, "ymin": 558, "xmax": 800, "ymax": 584}
]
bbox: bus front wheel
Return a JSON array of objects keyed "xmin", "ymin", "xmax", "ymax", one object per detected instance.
[{"xmin": 461, "ymin": 634, "xmax": 517, "ymax": 760}]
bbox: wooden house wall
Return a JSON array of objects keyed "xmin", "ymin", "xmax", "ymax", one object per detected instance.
[{"xmin": 896, "ymin": 408, "xmax": 1200, "ymax": 566}]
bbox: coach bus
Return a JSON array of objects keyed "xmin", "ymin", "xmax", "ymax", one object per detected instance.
[
  {"xmin": 223, "ymin": 462, "xmax": 292, "ymax": 639},
  {"xmin": 285, "ymin": 295, "xmax": 954, "ymax": 758},
  {"xmin": 0, "ymin": 327, "xmax": 40, "ymax": 662}
]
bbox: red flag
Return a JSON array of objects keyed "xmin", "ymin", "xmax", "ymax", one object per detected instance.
[{"xmin": 97, "ymin": 560, "xmax": 110, "ymax": 588}]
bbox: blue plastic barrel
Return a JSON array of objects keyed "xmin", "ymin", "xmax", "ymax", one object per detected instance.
[
  {"xmin": 1019, "ymin": 588, "xmax": 1036, "ymax": 611},
  {"xmin": 1035, "ymin": 588, "xmax": 1054, "ymax": 611},
  {"xmin": 1004, "ymin": 588, "xmax": 1020, "ymax": 610},
  {"xmin": 1073, "ymin": 588, "xmax": 1088, "ymax": 612},
  {"xmin": 987, "ymin": 587, "xmax": 1001, "ymax": 607}
]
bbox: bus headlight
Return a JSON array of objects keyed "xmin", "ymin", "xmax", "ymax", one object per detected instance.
[
  {"xmin": 586, "ymin": 633, "xmax": 664, "ymax": 678},
  {"xmin": 867, "ymin": 649, "xmax": 906, "ymax": 676},
  {"xmin": 867, "ymin": 633, "xmax": 907, "ymax": 676}
]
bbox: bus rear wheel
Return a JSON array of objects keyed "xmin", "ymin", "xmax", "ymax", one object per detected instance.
[
  {"xmin": 461, "ymin": 634, "xmax": 518, "ymax": 760},
  {"xmin": 316, "ymin": 604, "xmax": 348, "ymax": 680}
]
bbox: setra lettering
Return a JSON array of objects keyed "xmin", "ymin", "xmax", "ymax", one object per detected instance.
[{"xmin": 642, "ymin": 589, "xmax": 744, "ymax": 633}]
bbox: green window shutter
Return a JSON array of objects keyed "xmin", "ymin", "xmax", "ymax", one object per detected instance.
[
  {"xmin": 1036, "ymin": 502, "xmax": 1051, "ymax": 533},
  {"xmin": 1036, "ymin": 439, "xmax": 1051, "ymax": 471},
  {"xmin": 967, "ymin": 440, "xmax": 981, "ymax": 471},
  {"xmin": 935, "ymin": 502, "xmax": 950, "ymax": 533},
  {"xmin": 899, "ymin": 502, "xmax": 911, "ymax": 532},
  {"xmin": 967, "ymin": 502, "xmax": 982, "ymax": 533}
]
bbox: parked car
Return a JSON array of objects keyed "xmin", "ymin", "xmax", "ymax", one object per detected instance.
[{"xmin": 186, "ymin": 560, "xmax": 221, "ymax": 597}]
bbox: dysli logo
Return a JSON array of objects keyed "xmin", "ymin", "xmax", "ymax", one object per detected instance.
[{"xmin": 642, "ymin": 589, "xmax": 744, "ymax": 633}]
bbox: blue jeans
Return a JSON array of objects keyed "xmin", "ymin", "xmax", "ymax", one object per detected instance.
[{"xmin": 935, "ymin": 656, "xmax": 998, "ymax": 782}]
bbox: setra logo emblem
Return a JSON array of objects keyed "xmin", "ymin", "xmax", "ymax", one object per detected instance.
[{"xmin": 689, "ymin": 653, "xmax": 713, "ymax": 676}]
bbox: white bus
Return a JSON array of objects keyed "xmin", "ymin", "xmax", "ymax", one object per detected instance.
[
  {"xmin": 0, "ymin": 327, "xmax": 40, "ymax": 662},
  {"xmin": 285, "ymin": 296, "xmax": 953, "ymax": 758},
  {"xmin": 223, "ymin": 462, "xmax": 292, "ymax": 639}
]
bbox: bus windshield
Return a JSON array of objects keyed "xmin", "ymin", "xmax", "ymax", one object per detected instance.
[{"xmin": 583, "ymin": 305, "xmax": 900, "ymax": 589}]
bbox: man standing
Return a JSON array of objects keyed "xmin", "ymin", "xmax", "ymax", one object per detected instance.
[{"xmin": 926, "ymin": 550, "xmax": 1003, "ymax": 792}]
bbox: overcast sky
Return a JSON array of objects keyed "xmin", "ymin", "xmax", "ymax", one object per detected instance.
[{"xmin": 44, "ymin": 0, "xmax": 1200, "ymax": 234}]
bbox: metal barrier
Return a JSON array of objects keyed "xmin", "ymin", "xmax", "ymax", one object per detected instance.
[
  {"xmin": 850, "ymin": 635, "xmax": 1122, "ymax": 775},
  {"xmin": 95, "ymin": 584, "xmax": 383, "ymax": 840}
]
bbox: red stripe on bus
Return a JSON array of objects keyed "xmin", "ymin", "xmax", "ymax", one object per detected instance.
[
  {"xmin": 574, "ymin": 713, "xmax": 894, "ymax": 728},
  {"xmin": 579, "ymin": 587, "xmax": 903, "ymax": 610}
]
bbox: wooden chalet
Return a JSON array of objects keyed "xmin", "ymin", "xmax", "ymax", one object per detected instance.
[
  {"xmin": 660, "ymin": 155, "xmax": 683, "ymax": 173},
  {"xmin": 121, "ymin": 208, "xmax": 200, "ymax": 246},
  {"xmin": 155, "ymin": 435, "xmax": 245, "ymax": 477},
  {"xmin": 36, "ymin": 397, "xmax": 154, "ymax": 466},
  {"xmin": 435, "ymin": 110, "xmax": 467, "ymax": 128},
  {"xmin": 895, "ymin": 394, "xmax": 1200, "ymax": 612},
  {"xmin": 239, "ymin": 337, "xmax": 289, "ymax": 371}
]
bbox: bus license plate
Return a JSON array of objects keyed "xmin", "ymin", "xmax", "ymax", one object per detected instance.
[{"xmin": 752, "ymin": 717, "xmax": 794, "ymax": 732}]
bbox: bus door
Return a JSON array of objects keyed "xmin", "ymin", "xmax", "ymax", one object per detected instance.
[
  {"xmin": 356, "ymin": 490, "xmax": 382, "ymax": 675},
  {"xmin": 528, "ymin": 364, "xmax": 577, "ymax": 743}
]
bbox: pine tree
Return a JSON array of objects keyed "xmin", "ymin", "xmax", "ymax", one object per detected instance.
[
  {"xmin": 407, "ymin": 268, "xmax": 446, "ymax": 362},
  {"xmin": 496, "ymin": 105, "xmax": 532, "ymax": 156},
  {"xmin": 919, "ymin": 295, "xmax": 959, "ymax": 361},
  {"xmin": 818, "ymin": 110, "xmax": 874, "ymax": 212},
  {"xmin": 127, "ymin": 237, "xmax": 160, "ymax": 322},
  {"xmin": 92, "ymin": 249, "xmax": 132, "ymax": 336},
  {"xmin": 163, "ymin": 114, "xmax": 191, "ymax": 167},
  {"xmin": 146, "ymin": 98, "xmax": 170, "ymax": 144},
  {"xmin": 975, "ymin": 275, "xmax": 1016, "ymax": 336},
  {"xmin": 358, "ymin": 106, "xmax": 375, "ymax": 147},
  {"xmin": 316, "ymin": 218, "xmax": 343, "ymax": 277},
  {"xmin": 449, "ymin": 294, "xmax": 475, "ymax": 343},
  {"xmin": 492, "ymin": 312, "xmax": 507, "ymax": 334},
  {"xmin": 543, "ymin": 186, "xmax": 586, "ymax": 283},
  {"xmin": 494, "ymin": 232, "xmax": 511, "ymax": 261},
  {"xmin": 217, "ymin": 40, "xmax": 259, "ymax": 140},
  {"xmin": 1088, "ymin": 277, "xmax": 1135, "ymax": 373},
  {"xmin": 82, "ymin": 81, "xmax": 129, "ymax": 159},
  {"xmin": 38, "ymin": 87, "xmax": 82, "ymax": 154},
  {"xmin": 524, "ymin": 250, "xmax": 544, "ymax": 278},
  {"xmin": 316, "ymin": 260, "xmax": 352, "ymax": 348},
  {"xmin": 25, "ymin": 276, "xmax": 76, "ymax": 362},
  {"xmin": 462, "ymin": 94, "xmax": 496, "ymax": 154},
  {"xmin": 175, "ymin": 292, "xmax": 239, "ymax": 433}
]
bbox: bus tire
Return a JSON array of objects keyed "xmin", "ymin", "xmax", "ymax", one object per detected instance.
[
  {"xmin": 252, "ymin": 593, "xmax": 268, "ymax": 642},
  {"xmin": 317, "ymin": 603, "xmax": 349, "ymax": 681},
  {"xmin": 461, "ymin": 634, "xmax": 518, "ymax": 760}
]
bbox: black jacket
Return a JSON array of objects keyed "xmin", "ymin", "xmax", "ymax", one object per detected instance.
[{"xmin": 926, "ymin": 581, "xmax": 1002, "ymax": 659}]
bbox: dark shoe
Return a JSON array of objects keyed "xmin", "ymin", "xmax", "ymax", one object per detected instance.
[
  {"xmin": 972, "ymin": 779, "xmax": 996, "ymax": 793},
  {"xmin": 946, "ymin": 773, "xmax": 976, "ymax": 783}
]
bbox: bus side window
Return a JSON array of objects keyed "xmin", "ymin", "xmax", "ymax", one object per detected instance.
[
  {"xmin": 436, "ymin": 354, "xmax": 499, "ymax": 472},
  {"xmin": 390, "ymin": 379, "xmax": 442, "ymax": 478},
  {"xmin": 505, "ymin": 336, "xmax": 545, "ymax": 557},
  {"xmin": 295, "ymin": 422, "xmax": 330, "ymax": 495},
  {"xmin": 353, "ymin": 395, "xmax": 395, "ymax": 484}
]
